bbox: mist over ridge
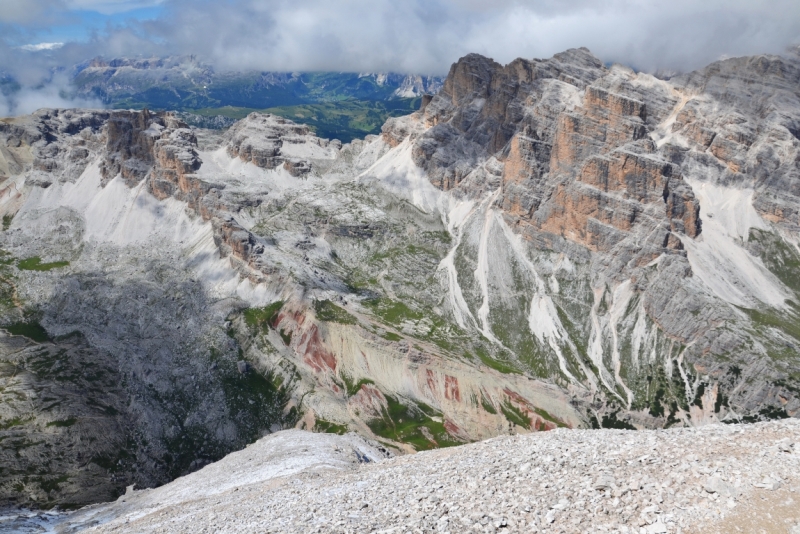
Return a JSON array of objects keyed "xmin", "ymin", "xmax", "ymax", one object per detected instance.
[{"xmin": 2, "ymin": 0, "xmax": 800, "ymax": 116}]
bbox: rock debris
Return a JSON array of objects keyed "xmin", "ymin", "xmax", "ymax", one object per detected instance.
[{"xmin": 56, "ymin": 421, "xmax": 800, "ymax": 533}]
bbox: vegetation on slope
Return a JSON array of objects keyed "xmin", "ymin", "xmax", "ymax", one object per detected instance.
[{"xmin": 188, "ymin": 99, "xmax": 420, "ymax": 142}]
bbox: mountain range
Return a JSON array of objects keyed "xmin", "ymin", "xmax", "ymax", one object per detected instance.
[
  {"xmin": 0, "ymin": 46, "xmax": 798, "ymax": 511},
  {"xmin": 70, "ymin": 56, "xmax": 442, "ymax": 142}
]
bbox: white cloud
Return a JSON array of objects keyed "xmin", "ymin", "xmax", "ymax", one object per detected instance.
[
  {"xmin": 19, "ymin": 42, "xmax": 65, "ymax": 51},
  {"xmin": 0, "ymin": 73, "xmax": 104, "ymax": 118},
  {"xmin": 2, "ymin": 0, "xmax": 800, "ymax": 84},
  {"xmin": 0, "ymin": 0, "xmax": 64, "ymax": 25},
  {"xmin": 132, "ymin": 0, "xmax": 800, "ymax": 74}
]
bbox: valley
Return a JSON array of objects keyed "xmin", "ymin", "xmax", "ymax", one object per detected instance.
[{"xmin": 0, "ymin": 46, "xmax": 798, "ymax": 523}]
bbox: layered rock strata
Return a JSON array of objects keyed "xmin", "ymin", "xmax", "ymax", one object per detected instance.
[
  {"xmin": 381, "ymin": 47, "xmax": 800, "ymax": 425},
  {"xmin": 0, "ymin": 46, "xmax": 799, "ymax": 511}
]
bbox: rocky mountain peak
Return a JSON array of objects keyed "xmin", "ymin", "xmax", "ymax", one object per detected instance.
[
  {"xmin": 225, "ymin": 112, "xmax": 341, "ymax": 176},
  {"xmin": 0, "ymin": 47, "xmax": 799, "ymax": 512}
]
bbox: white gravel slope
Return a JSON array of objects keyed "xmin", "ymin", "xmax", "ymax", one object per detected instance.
[{"xmin": 61, "ymin": 422, "xmax": 800, "ymax": 533}]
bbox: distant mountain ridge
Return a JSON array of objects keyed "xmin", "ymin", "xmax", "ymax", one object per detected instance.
[
  {"xmin": 59, "ymin": 55, "xmax": 443, "ymax": 141},
  {"xmin": 71, "ymin": 55, "xmax": 443, "ymax": 110}
]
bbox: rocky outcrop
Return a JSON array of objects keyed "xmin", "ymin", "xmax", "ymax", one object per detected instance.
[
  {"xmin": 0, "ymin": 110, "xmax": 338, "ymax": 509},
  {"xmin": 0, "ymin": 332, "xmax": 132, "ymax": 508},
  {"xmin": 225, "ymin": 113, "xmax": 340, "ymax": 176},
  {"xmin": 669, "ymin": 54, "xmax": 800, "ymax": 233},
  {"xmin": 396, "ymin": 52, "xmax": 701, "ymax": 257},
  {"xmin": 1, "ymin": 109, "xmax": 108, "ymax": 187},
  {"xmin": 2, "ymin": 47, "xmax": 800, "ymax": 512},
  {"xmin": 102, "ymin": 109, "xmax": 163, "ymax": 186},
  {"xmin": 380, "ymin": 47, "xmax": 800, "ymax": 426}
]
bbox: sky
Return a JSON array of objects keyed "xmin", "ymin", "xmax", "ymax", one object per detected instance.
[{"xmin": 1, "ymin": 0, "xmax": 800, "ymax": 114}]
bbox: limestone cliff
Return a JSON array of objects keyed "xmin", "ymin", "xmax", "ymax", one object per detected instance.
[
  {"xmin": 0, "ymin": 47, "xmax": 799, "ymax": 510},
  {"xmin": 381, "ymin": 47, "xmax": 800, "ymax": 427}
]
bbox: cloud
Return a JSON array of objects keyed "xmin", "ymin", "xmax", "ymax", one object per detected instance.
[
  {"xmin": 131, "ymin": 0, "xmax": 800, "ymax": 74},
  {"xmin": 64, "ymin": 0, "xmax": 165, "ymax": 14},
  {"xmin": 0, "ymin": 72, "xmax": 104, "ymax": 118},
  {"xmin": 19, "ymin": 42, "xmax": 65, "ymax": 51},
  {"xmin": 1, "ymin": 0, "xmax": 800, "ymax": 85},
  {"xmin": 0, "ymin": 0, "xmax": 65, "ymax": 25}
]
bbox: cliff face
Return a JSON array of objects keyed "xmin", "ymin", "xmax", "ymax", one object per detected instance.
[
  {"xmin": 0, "ymin": 47, "xmax": 799, "ymax": 510},
  {"xmin": 225, "ymin": 113, "xmax": 340, "ymax": 176},
  {"xmin": 384, "ymin": 49, "xmax": 800, "ymax": 428},
  {"xmin": 380, "ymin": 47, "xmax": 800, "ymax": 428}
]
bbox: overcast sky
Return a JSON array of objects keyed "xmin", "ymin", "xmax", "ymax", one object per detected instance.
[{"xmin": 1, "ymin": 0, "xmax": 800, "ymax": 114}]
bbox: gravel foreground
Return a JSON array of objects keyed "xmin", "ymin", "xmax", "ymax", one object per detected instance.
[{"xmin": 53, "ymin": 421, "xmax": 800, "ymax": 533}]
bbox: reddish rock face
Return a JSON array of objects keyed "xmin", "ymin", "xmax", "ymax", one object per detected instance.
[
  {"xmin": 349, "ymin": 384, "xmax": 388, "ymax": 420},
  {"xmin": 300, "ymin": 325, "xmax": 338, "ymax": 374},
  {"xmin": 392, "ymin": 49, "xmax": 703, "ymax": 257},
  {"xmin": 371, "ymin": 48, "xmax": 800, "ymax": 427},
  {"xmin": 503, "ymin": 388, "xmax": 567, "ymax": 431},
  {"xmin": 496, "ymin": 88, "xmax": 700, "ymax": 251},
  {"xmin": 444, "ymin": 375, "xmax": 461, "ymax": 402}
]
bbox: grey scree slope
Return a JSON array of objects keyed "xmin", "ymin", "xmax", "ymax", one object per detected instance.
[{"xmin": 55, "ymin": 422, "xmax": 800, "ymax": 533}]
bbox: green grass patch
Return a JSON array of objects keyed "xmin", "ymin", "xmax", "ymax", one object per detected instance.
[
  {"xmin": 279, "ymin": 328, "xmax": 292, "ymax": 346},
  {"xmin": 741, "ymin": 307, "xmax": 800, "ymax": 344},
  {"xmin": 364, "ymin": 297, "xmax": 423, "ymax": 325},
  {"xmin": 313, "ymin": 299, "xmax": 357, "ymax": 324},
  {"xmin": 381, "ymin": 331, "xmax": 402, "ymax": 342},
  {"xmin": 601, "ymin": 411, "xmax": 636, "ymax": 430},
  {"xmin": 370, "ymin": 244, "xmax": 438, "ymax": 264},
  {"xmin": 2, "ymin": 215, "xmax": 12, "ymax": 231},
  {"xmin": 348, "ymin": 378, "xmax": 375, "ymax": 397},
  {"xmin": 190, "ymin": 98, "xmax": 419, "ymax": 143},
  {"xmin": 314, "ymin": 419, "xmax": 348, "ymax": 435},
  {"xmin": 340, "ymin": 373, "xmax": 375, "ymax": 397},
  {"xmin": 474, "ymin": 348, "xmax": 521, "ymax": 375},
  {"xmin": 500, "ymin": 401, "xmax": 532, "ymax": 430},
  {"xmin": 749, "ymin": 229, "xmax": 800, "ymax": 294},
  {"xmin": 0, "ymin": 417, "xmax": 30, "ymax": 430},
  {"xmin": 367, "ymin": 394, "xmax": 461, "ymax": 451},
  {"xmin": 532, "ymin": 407, "xmax": 567, "ymax": 428},
  {"xmin": 364, "ymin": 296, "xmax": 472, "ymax": 355},
  {"xmin": 243, "ymin": 301, "xmax": 284, "ymax": 331},
  {"xmin": 17, "ymin": 257, "xmax": 69, "ymax": 271},
  {"xmin": 423, "ymin": 230, "xmax": 452, "ymax": 244},
  {"xmin": 741, "ymin": 405, "xmax": 791, "ymax": 423},
  {"xmin": 39, "ymin": 475, "xmax": 69, "ymax": 493},
  {"xmin": 3, "ymin": 321, "xmax": 50, "ymax": 342},
  {"xmin": 480, "ymin": 394, "xmax": 497, "ymax": 414}
]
